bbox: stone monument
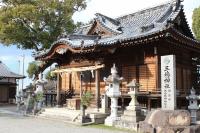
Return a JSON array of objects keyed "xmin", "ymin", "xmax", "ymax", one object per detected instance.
[
  {"xmin": 186, "ymin": 87, "xmax": 200, "ymax": 124},
  {"xmin": 104, "ymin": 64, "xmax": 123, "ymax": 126},
  {"xmin": 161, "ymin": 55, "xmax": 176, "ymax": 110}
]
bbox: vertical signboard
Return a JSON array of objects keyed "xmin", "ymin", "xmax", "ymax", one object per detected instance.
[{"xmin": 161, "ymin": 55, "xmax": 176, "ymax": 110}]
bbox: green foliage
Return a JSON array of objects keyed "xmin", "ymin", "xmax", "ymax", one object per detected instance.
[
  {"xmin": 27, "ymin": 61, "xmax": 39, "ymax": 79},
  {"xmin": 45, "ymin": 70, "xmax": 57, "ymax": 80},
  {"xmin": 192, "ymin": 6, "xmax": 200, "ymax": 40},
  {"xmin": 0, "ymin": 0, "xmax": 86, "ymax": 51},
  {"xmin": 27, "ymin": 96, "xmax": 35, "ymax": 109},
  {"xmin": 81, "ymin": 91, "xmax": 93, "ymax": 107},
  {"xmin": 35, "ymin": 92, "xmax": 44, "ymax": 102}
]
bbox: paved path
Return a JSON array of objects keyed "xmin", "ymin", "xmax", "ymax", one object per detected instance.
[{"xmin": 0, "ymin": 105, "xmax": 127, "ymax": 133}]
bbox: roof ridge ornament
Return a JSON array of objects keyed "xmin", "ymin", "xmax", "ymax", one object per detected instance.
[{"xmin": 171, "ymin": 0, "xmax": 183, "ymax": 11}]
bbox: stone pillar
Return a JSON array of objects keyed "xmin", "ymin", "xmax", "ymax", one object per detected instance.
[
  {"xmin": 95, "ymin": 69, "xmax": 100, "ymax": 111},
  {"xmin": 56, "ymin": 73, "xmax": 61, "ymax": 107},
  {"xmin": 100, "ymin": 93, "xmax": 109, "ymax": 113}
]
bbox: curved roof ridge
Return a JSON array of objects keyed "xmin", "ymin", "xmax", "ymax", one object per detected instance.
[
  {"xmin": 180, "ymin": 7, "xmax": 194, "ymax": 39},
  {"xmin": 116, "ymin": 0, "xmax": 173, "ymax": 21},
  {"xmin": 95, "ymin": 13, "xmax": 120, "ymax": 26},
  {"xmin": 95, "ymin": 13, "xmax": 122, "ymax": 34}
]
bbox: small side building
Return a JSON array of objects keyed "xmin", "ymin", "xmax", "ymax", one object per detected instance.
[{"xmin": 0, "ymin": 61, "xmax": 25, "ymax": 103}]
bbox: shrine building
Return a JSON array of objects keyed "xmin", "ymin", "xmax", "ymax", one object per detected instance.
[
  {"xmin": 0, "ymin": 61, "xmax": 25, "ymax": 103},
  {"xmin": 35, "ymin": 0, "xmax": 200, "ymax": 110}
]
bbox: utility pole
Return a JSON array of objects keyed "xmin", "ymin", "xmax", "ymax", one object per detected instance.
[
  {"xmin": 16, "ymin": 60, "xmax": 20, "ymax": 111},
  {"xmin": 21, "ymin": 54, "xmax": 25, "ymax": 91}
]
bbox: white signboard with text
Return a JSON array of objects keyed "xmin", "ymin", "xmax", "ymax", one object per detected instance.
[{"xmin": 161, "ymin": 55, "xmax": 176, "ymax": 110}]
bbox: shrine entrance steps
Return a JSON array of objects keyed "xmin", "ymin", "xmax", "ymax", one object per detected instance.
[
  {"xmin": 36, "ymin": 107, "xmax": 109, "ymax": 125},
  {"xmin": 36, "ymin": 107, "xmax": 80, "ymax": 123}
]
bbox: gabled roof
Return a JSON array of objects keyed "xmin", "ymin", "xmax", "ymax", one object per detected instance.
[
  {"xmin": 35, "ymin": 0, "xmax": 200, "ymax": 60},
  {"xmin": 0, "ymin": 61, "xmax": 25, "ymax": 79}
]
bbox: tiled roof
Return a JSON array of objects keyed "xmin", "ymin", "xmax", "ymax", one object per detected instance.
[
  {"xmin": 35, "ymin": 0, "xmax": 197, "ymax": 59},
  {"xmin": 0, "ymin": 61, "xmax": 25, "ymax": 79}
]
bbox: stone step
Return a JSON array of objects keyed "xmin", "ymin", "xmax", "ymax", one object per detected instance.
[
  {"xmin": 42, "ymin": 110, "xmax": 79, "ymax": 116},
  {"xmin": 37, "ymin": 114, "xmax": 73, "ymax": 123},
  {"xmin": 38, "ymin": 108, "xmax": 80, "ymax": 121},
  {"xmin": 39, "ymin": 112, "xmax": 76, "ymax": 119},
  {"xmin": 43, "ymin": 108, "xmax": 79, "ymax": 115}
]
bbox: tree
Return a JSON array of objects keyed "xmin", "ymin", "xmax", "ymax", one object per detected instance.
[
  {"xmin": 45, "ymin": 70, "xmax": 57, "ymax": 80},
  {"xmin": 0, "ymin": 0, "xmax": 87, "ymax": 79},
  {"xmin": 192, "ymin": 6, "xmax": 200, "ymax": 40},
  {"xmin": 27, "ymin": 61, "xmax": 39, "ymax": 79},
  {"xmin": 0, "ymin": 0, "xmax": 86, "ymax": 51}
]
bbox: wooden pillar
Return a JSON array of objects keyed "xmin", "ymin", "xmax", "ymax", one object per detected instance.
[
  {"xmin": 147, "ymin": 97, "xmax": 151, "ymax": 111},
  {"xmin": 95, "ymin": 69, "xmax": 100, "ymax": 110},
  {"xmin": 80, "ymin": 72, "xmax": 83, "ymax": 98},
  {"xmin": 56, "ymin": 73, "xmax": 61, "ymax": 107},
  {"xmin": 69, "ymin": 73, "xmax": 72, "ymax": 90},
  {"xmin": 154, "ymin": 46, "xmax": 159, "ymax": 91}
]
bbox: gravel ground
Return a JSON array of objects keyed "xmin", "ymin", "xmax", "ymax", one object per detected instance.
[{"xmin": 0, "ymin": 105, "xmax": 127, "ymax": 133}]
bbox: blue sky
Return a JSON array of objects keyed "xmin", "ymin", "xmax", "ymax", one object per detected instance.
[{"xmin": 0, "ymin": 0, "xmax": 199, "ymax": 88}]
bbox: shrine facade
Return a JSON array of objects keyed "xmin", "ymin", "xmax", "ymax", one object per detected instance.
[{"xmin": 35, "ymin": 0, "xmax": 200, "ymax": 110}]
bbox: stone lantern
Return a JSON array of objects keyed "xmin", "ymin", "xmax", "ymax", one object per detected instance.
[
  {"xmin": 186, "ymin": 87, "xmax": 200, "ymax": 124},
  {"xmin": 115, "ymin": 80, "xmax": 143, "ymax": 130},
  {"xmin": 35, "ymin": 74, "xmax": 47, "ymax": 93},
  {"xmin": 34, "ymin": 74, "xmax": 47, "ymax": 111},
  {"xmin": 126, "ymin": 80, "xmax": 140, "ymax": 111},
  {"xmin": 104, "ymin": 64, "xmax": 123, "ymax": 126}
]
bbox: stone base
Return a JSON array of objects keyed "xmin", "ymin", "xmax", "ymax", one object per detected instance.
[
  {"xmin": 139, "ymin": 109, "xmax": 192, "ymax": 133},
  {"xmin": 105, "ymin": 116, "xmax": 120, "ymax": 126},
  {"xmin": 115, "ymin": 121, "xmax": 139, "ymax": 131},
  {"xmin": 89, "ymin": 113, "xmax": 109, "ymax": 124},
  {"xmin": 99, "ymin": 108, "xmax": 109, "ymax": 114},
  {"xmin": 126, "ymin": 105, "xmax": 140, "ymax": 111},
  {"xmin": 120, "ymin": 109, "xmax": 144, "ymax": 122},
  {"xmin": 113, "ymin": 108, "xmax": 144, "ymax": 132}
]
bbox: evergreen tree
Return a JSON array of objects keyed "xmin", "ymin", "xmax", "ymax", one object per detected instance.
[
  {"xmin": 0, "ymin": 0, "xmax": 86, "ymax": 51},
  {"xmin": 192, "ymin": 6, "xmax": 200, "ymax": 40},
  {"xmin": 0, "ymin": 0, "xmax": 86, "ymax": 79}
]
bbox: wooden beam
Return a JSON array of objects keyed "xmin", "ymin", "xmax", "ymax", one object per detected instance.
[
  {"xmin": 95, "ymin": 69, "xmax": 100, "ymax": 110},
  {"xmin": 52, "ymin": 64, "xmax": 105, "ymax": 73}
]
